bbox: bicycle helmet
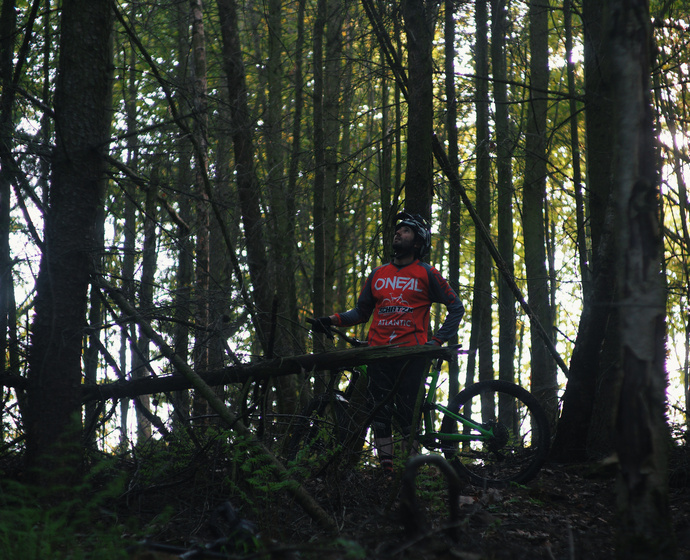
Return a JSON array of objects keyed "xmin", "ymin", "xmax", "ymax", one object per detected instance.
[{"xmin": 394, "ymin": 211, "xmax": 432, "ymax": 257}]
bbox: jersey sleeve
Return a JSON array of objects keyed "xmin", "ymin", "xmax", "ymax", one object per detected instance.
[
  {"xmin": 332, "ymin": 269, "xmax": 377, "ymax": 327},
  {"xmin": 427, "ymin": 266, "xmax": 465, "ymax": 343}
]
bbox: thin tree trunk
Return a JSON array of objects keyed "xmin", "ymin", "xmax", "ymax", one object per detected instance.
[
  {"xmin": 120, "ymin": 184, "xmax": 136, "ymax": 448},
  {"xmin": 263, "ymin": 0, "xmax": 298, "ymax": 413},
  {"xmin": 83, "ymin": 205, "xmax": 105, "ymax": 446},
  {"xmin": 190, "ymin": 0, "xmax": 211, "ymax": 418},
  {"xmin": 323, "ymin": 0, "xmax": 347, "ymax": 317},
  {"xmin": 172, "ymin": 0, "xmax": 193, "ymax": 429},
  {"xmin": 492, "ymin": 0, "xmax": 516, "ymax": 387},
  {"xmin": 565, "ymin": 0, "xmax": 589, "ymax": 297},
  {"xmin": 445, "ymin": 0, "xmax": 461, "ymax": 396},
  {"xmin": 120, "ymin": 17, "xmax": 146, "ymax": 443},
  {"xmin": 0, "ymin": 0, "xmax": 16, "ymax": 393},
  {"xmin": 312, "ymin": 0, "xmax": 327, "ymax": 361},
  {"xmin": 133, "ymin": 168, "xmax": 158, "ymax": 442},
  {"xmin": 468, "ymin": 0, "xmax": 493, "ymax": 390},
  {"xmin": 286, "ymin": 0, "xmax": 306, "ymax": 346},
  {"xmin": 522, "ymin": 0, "xmax": 556, "ymax": 420},
  {"xmin": 217, "ymin": 0, "xmax": 272, "ymax": 353}
]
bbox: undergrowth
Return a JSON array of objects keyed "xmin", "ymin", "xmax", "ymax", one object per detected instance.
[{"xmin": 0, "ymin": 457, "xmax": 134, "ymax": 559}]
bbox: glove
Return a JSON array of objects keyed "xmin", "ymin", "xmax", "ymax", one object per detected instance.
[
  {"xmin": 310, "ymin": 316, "xmax": 333, "ymax": 334},
  {"xmin": 425, "ymin": 338, "xmax": 441, "ymax": 346}
]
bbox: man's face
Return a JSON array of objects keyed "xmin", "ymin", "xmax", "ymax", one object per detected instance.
[{"xmin": 393, "ymin": 225, "xmax": 419, "ymax": 255}]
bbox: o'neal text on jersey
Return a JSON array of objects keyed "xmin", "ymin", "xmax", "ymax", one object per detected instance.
[{"xmin": 373, "ymin": 276, "xmax": 423, "ymax": 292}]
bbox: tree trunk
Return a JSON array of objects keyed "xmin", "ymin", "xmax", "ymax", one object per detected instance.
[
  {"xmin": 565, "ymin": 0, "xmax": 589, "ymax": 295},
  {"xmin": 323, "ymin": 0, "xmax": 346, "ymax": 314},
  {"xmin": 262, "ymin": 0, "xmax": 298, "ymax": 412},
  {"xmin": 610, "ymin": 0, "xmax": 675, "ymax": 556},
  {"xmin": 551, "ymin": 0, "xmax": 619, "ymax": 461},
  {"xmin": 402, "ymin": 0, "xmax": 434, "ymax": 217},
  {"xmin": 172, "ymin": 0, "xmax": 193, "ymax": 429},
  {"xmin": 26, "ymin": 0, "xmax": 113, "ymax": 480},
  {"xmin": 582, "ymin": 0, "xmax": 625, "ymax": 457},
  {"xmin": 0, "ymin": 0, "xmax": 16, "ymax": 390},
  {"xmin": 522, "ymin": 0, "xmax": 556, "ymax": 420},
  {"xmin": 492, "ymin": 0, "xmax": 516, "ymax": 387},
  {"xmin": 312, "ymin": 0, "xmax": 327, "ymax": 364},
  {"xmin": 445, "ymin": 0, "xmax": 461, "ymax": 396},
  {"xmin": 132, "ymin": 171, "xmax": 158, "ymax": 441},
  {"xmin": 190, "ymin": 0, "xmax": 211, "ymax": 419},
  {"xmin": 216, "ymin": 0, "xmax": 272, "ymax": 353},
  {"xmin": 83, "ymin": 204, "xmax": 105, "ymax": 447},
  {"xmin": 467, "ymin": 0, "xmax": 493, "ymax": 390},
  {"xmin": 285, "ymin": 0, "xmax": 306, "ymax": 351},
  {"xmin": 117, "ymin": 28, "xmax": 140, "ymax": 447}
]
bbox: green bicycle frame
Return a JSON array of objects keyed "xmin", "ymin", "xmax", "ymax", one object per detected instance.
[{"xmin": 420, "ymin": 362, "xmax": 495, "ymax": 444}]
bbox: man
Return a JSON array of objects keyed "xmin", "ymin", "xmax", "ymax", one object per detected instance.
[{"xmin": 312, "ymin": 212, "xmax": 464, "ymax": 472}]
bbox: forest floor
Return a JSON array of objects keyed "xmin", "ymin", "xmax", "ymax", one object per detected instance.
[{"xmin": 115, "ymin": 442, "xmax": 690, "ymax": 560}]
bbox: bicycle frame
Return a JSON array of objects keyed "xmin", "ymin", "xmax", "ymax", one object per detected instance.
[
  {"xmin": 418, "ymin": 355, "xmax": 495, "ymax": 446},
  {"xmin": 300, "ymin": 323, "xmax": 549, "ymax": 486}
]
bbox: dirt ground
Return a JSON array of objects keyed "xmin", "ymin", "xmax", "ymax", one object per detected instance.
[{"xmin": 124, "ymin": 448, "xmax": 690, "ymax": 560}]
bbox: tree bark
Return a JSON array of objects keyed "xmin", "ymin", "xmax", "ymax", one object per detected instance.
[
  {"xmin": 190, "ymin": 0, "xmax": 212, "ymax": 419},
  {"xmin": 492, "ymin": 0, "xmax": 516, "ymax": 387},
  {"xmin": 551, "ymin": 0, "xmax": 619, "ymax": 461},
  {"xmin": 216, "ymin": 0, "xmax": 272, "ymax": 353},
  {"xmin": 285, "ymin": 0, "xmax": 306, "ymax": 348},
  {"xmin": 467, "ymin": 0, "xmax": 493, "ymax": 391},
  {"xmin": 26, "ymin": 0, "xmax": 113, "ymax": 480},
  {"xmin": 444, "ymin": 0, "xmax": 461, "ymax": 397},
  {"xmin": 132, "ymin": 170, "xmax": 158, "ymax": 441},
  {"xmin": 522, "ymin": 0, "xmax": 557, "ymax": 420},
  {"xmin": 311, "ymin": 0, "xmax": 327, "ymax": 369},
  {"xmin": 171, "ymin": 0, "xmax": 194, "ymax": 430},
  {"xmin": 610, "ymin": 0, "xmax": 675, "ymax": 556},
  {"xmin": 323, "ymin": 0, "xmax": 346, "ymax": 314},
  {"xmin": 402, "ymin": 0, "xmax": 434, "ymax": 217},
  {"xmin": 0, "ymin": 0, "xmax": 16, "ymax": 386}
]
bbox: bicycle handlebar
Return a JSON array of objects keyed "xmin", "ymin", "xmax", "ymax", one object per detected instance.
[
  {"xmin": 306, "ymin": 318, "xmax": 367, "ymax": 347},
  {"xmin": 307, "ymin": 319, "xmax": 475, "ymax": 361}
]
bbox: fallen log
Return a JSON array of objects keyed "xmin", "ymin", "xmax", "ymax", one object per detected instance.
[{"xmin": 80, "ymin": 343, "xmax": 459, "ymax": 403}]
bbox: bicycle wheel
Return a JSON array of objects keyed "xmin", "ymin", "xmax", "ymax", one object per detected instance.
[
  {"xmin": 284, "ymin": 392, "xmax": 351, "ymax": 462},
  {"xmin": 440, "ymin": 380, "xmax": 550, "ymax": 487}
]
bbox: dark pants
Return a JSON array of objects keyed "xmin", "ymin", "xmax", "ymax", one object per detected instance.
[{"xmin": 368, "ymin": 355, "xmax": 429, "ymax": 439}]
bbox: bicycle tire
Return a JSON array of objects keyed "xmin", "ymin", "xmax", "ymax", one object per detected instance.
[{"xmin": 439, "ymin": 380, "xmax": 550, "ymax": 487}]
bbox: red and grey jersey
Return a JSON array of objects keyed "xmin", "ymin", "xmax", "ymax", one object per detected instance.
[{"xmin": 333, "ymin": 260, "xmax": 464, "ymax": 347}]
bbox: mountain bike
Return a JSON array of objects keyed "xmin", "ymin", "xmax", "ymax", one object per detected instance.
[{"xmin": 287, "ymin": 320, "xmax": 550, "ymax": 488}]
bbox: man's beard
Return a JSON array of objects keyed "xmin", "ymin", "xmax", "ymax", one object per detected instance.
[{"xmin": 392, "ymin": 238, "xmax": 415, "ymax": 258}]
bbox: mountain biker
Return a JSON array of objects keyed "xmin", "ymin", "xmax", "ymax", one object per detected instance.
[{"xmin": 311, "ymin": 211, "xmax": 464, "ymax": 473}]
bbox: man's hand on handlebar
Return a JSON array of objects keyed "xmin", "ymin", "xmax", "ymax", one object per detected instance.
[{"xmin": 307, "ymin": 316, "xmax": 334, "ymax": 337}]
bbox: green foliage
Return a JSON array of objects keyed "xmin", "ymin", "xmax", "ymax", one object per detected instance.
[
  {"xmin": 333, "ymin": 538, "xmax": 367, "ymax": 559},
  {"xmin": 0, "ymin": 460, "xmax": 133, "ymax": 560}
]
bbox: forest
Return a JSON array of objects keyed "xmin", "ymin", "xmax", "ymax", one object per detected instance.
[{"xmin": 0, "ymin": 0, "xmax": 688, "ymax": 558}]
